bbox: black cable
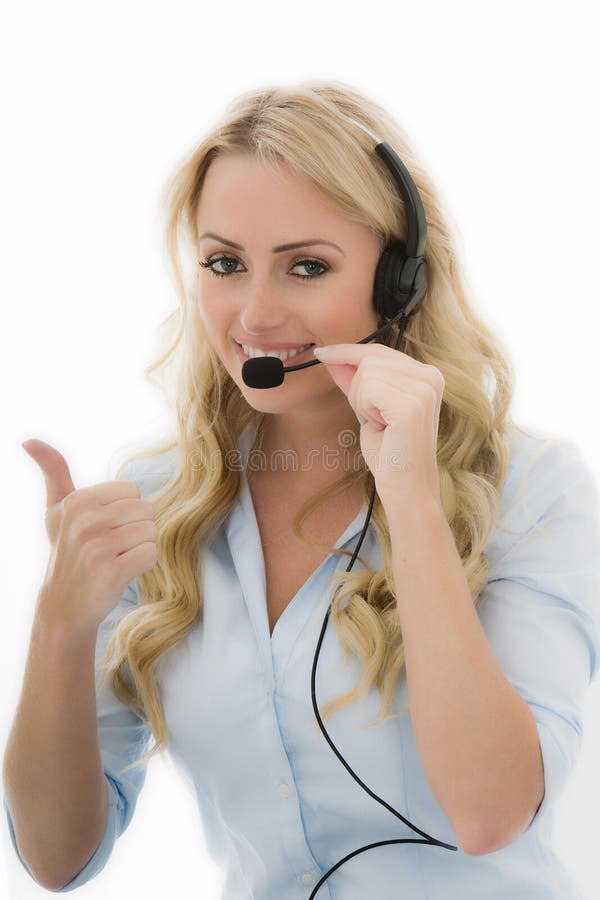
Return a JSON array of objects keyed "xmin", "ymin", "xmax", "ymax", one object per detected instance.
[{"xmin": 307, "ymin": 311, "xmax": 458, "ymax": 898}]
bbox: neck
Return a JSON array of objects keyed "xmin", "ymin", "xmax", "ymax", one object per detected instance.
[{"xmin": 257, "ymin": 400, "xmax": 360, "ymax": 477}]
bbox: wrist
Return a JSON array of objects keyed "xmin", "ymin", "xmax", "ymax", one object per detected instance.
[
  {"xmin": 35, "ymin": 587, "xmax": 99, "ymax": 646},
  {"xmin": 382, "ymin": 491, "xmax": 444, "ymax": 536}
]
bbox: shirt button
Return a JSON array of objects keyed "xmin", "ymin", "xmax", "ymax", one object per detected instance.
[
  {"xmin": 302, "ymin": 873, "xmax": 316, "ymax": 885},
  {"xmin": 262, "ymin": 676, "xmax": 271, "ymax": 694},
  {"xmin": 278, "ymin": 782, "xmax": 291, "ymax": 797}
]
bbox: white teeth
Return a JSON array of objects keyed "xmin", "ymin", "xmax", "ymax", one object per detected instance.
[{"xmin": 240, "ymin": 342, "xmax": 312, "ymax": 361}]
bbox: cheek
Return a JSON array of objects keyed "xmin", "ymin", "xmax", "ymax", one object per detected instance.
[
  {"xmin": 196, "ymin": 284, "xmax": 226, "ymax": 331},
  {"xmin": 321, "ymin": 288, "xmax": 378, "ymax": 336}
]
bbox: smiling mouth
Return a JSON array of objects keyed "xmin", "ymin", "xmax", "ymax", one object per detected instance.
[{"xmin": 233, "ymin": 340, "xmax": 317, "ymax": 364}]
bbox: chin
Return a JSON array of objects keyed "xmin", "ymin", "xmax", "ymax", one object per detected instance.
[{"xmin": 239, "ymin": 390, "xmax": 301, "ymax": 414}]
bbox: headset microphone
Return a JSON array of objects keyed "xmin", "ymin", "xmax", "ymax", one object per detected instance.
[
  {"xmin": 240, "ymin": 118, "xmax": 458, "ymax": 898},
  {"xmin": 242, "ymin": 308, "xmax": 414, "ymax": 389}
]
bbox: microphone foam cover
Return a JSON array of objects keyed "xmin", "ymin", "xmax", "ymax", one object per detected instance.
[{"xmin": 242, "ymin": 356, "xmax": 285, "ymax": 388}]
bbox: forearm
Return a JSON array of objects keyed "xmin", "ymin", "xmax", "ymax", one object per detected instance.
[
  {"xmin": 385, "ymin": 496, "xmax": 544, "ymax": 855},
  {"xmin": 2, "ymin": 593, "xmax": 109, "ymax": 890}
]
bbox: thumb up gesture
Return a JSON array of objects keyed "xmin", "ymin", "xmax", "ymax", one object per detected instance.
[{"xmin": 22, "ymin": 439, "xmax": 159, "ymax": 636}]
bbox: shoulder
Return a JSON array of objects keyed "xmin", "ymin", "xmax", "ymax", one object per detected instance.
[
  {"xmin": 485, "ymin": 422, "xmax": 600, "ymax": 570},
  {"xmin": 499, "ymin": 423, "xmax": 594, "ymax": 510},
  {"xmin": 116, "ymin": 447, "xmax": 179, "ymax": 499}
]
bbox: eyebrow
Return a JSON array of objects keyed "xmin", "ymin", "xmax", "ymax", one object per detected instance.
[{"xmin": 198, "ymin": 231, "xmax": 344, "ymax": 256}]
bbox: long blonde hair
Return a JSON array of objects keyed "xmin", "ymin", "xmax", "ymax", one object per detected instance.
[{"xmin": 99, "ymin": 79, "xmax": 523, "ymax": 777}]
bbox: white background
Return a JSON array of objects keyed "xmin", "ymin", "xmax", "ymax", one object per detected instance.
[{"xmin": 1, "ymin": 1, "xmax": 599, "ymax": 898}]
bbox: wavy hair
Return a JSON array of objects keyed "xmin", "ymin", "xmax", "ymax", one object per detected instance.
[{"xmin": 98, "ymin": 79, "xmax": 530, "ymax": 777}]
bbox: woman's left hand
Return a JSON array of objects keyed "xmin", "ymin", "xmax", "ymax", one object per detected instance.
[{"xmin": 312, "ymin": 343, "xmax": 445, "ymax": 509}]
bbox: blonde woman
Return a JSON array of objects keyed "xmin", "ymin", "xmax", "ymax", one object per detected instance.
[{"xmin": 4, "ymin": 80, "xmax": 599, "ymax": 898}]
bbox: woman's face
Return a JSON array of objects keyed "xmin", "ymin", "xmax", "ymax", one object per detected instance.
[{"xmin": 195, "ymin": 151, "xmax": 383, "ymax": 417}]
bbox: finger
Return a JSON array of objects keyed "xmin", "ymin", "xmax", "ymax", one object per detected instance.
[
  {"xmin": 22, "ymin": 439, "xmax": 76, "ymax": 509},
  {"xmin": 315, "ymin": 343, "xmax": 441, "ymax": 390},
  {"xmin": 313, "ymin": 342, "xmax": 413, "ymax": 368}
]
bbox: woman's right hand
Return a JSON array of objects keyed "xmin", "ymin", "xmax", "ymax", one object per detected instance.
[{"xmin": 22, "ymin": 438, "xmax": 159, "ymax": 635}]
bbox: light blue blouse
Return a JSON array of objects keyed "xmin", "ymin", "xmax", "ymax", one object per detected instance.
[{"xmin": 5, "ymin": 422, "xmax": 600, "ymax": 897}]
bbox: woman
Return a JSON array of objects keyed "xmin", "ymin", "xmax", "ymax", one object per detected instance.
[{"xmin": 4, "ymin": 80, "xmax": 599, "ymax": 898}]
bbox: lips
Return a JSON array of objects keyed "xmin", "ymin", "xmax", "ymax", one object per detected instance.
[{"xmin": 233, "ymin": 340, "xmax": 316, "ymax": 366}]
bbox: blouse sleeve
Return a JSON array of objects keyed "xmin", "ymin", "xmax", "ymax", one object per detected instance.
[{"xmin": 477, "ymin": 435, "xmax": 600, "ymax": 831}]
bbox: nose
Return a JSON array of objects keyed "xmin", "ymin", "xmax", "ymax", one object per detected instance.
[{"xmin": 239, "ymin": 278, "xmax": 289, "ymax": 336}]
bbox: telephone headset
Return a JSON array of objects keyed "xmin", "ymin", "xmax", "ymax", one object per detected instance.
[{"xmin": 240, "ymin": 116, "xmax": 458, "ymax": 897}]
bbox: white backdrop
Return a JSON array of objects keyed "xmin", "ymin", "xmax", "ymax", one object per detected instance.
[{"xmin": 1, "ymin": 1, "xmax": 598, "ymax": 898}]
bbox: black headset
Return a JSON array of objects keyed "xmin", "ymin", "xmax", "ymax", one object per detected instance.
[{"xmin": 240, "ymin": 119, "xmax": 458, "ymax": 897}]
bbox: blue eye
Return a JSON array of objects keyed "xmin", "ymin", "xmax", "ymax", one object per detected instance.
[{"xmin": 198, "ymin": 254, "xmax": 329, "ymax": 281}]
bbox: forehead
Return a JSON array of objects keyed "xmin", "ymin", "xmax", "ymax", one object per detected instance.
[{"xmin": 195, "ymin": 152, "xmax": 347, "ymax": 234}]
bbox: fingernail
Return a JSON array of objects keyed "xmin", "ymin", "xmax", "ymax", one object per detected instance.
[{"xmin": 312, "ymin": 346, "xmax": 332, "ymax": 356}]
